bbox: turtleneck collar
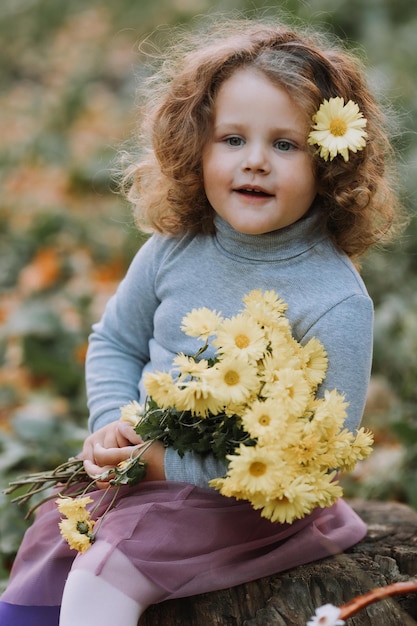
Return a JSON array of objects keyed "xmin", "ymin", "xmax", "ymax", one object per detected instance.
[{"xmin": 213, "ymin": 210, "xmax": 326, "ymax": 261}]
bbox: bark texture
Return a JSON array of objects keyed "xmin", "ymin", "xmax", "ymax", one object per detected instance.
[{"xmin": 139, "ymin": 500, "xmax": 417, "ymax": 625}]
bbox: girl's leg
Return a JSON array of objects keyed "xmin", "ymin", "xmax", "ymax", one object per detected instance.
[
  {"xmin": 59, "ymin": 570, "xmax": 143, "ymax": 626},
  {"xmin": 59, "ymin": 541, "xmax": 164, "ymax": 626}
]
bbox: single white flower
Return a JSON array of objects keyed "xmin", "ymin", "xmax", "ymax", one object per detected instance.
[
  {"xmin": 308, "ymin": 97, "xmax": 367, "ymax": 162},
  {"xmin": 306, "ymin": 603, "xmax": 345, "ymax": 626}
]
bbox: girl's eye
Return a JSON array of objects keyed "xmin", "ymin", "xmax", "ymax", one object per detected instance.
[
  {"xmin": 226, "ymin": 136, "xmax": 244, "ymax": 147},
  {"xmin": 275, "ymin": 140, "xmax": 294, "ymax": 151}
]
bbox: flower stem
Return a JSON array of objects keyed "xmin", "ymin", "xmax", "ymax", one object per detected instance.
[{"xmin": 5, "ymin": 458, "xmax": 91, "ymax": 518}]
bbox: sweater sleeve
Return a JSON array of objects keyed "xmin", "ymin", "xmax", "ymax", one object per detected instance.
[
  {"xmin": 303, "ymin": 293, "xmax": 374, "ymax": 434},
  {"xmin": 164, "ymin": 449, "xmax": 227, "ymax": 487},
  {"xmin": 86, "ymin": 236, "xmax": 159, "ymax": 433},
  {"xmin": 85, "ymin": 236, "xmax": 226, "ymax": 487}
]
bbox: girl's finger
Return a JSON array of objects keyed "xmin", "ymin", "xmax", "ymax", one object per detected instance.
[
  {"xmin": 117, "ymin": 421, "xmax": 144, "ymax": 445},
  {"xmin": 83, "ymin": 458, "xmax": 113, "ymax": 480},
  {"xmin": 92, "ymin": 443, "xmax": 133, "ymax": 466}
]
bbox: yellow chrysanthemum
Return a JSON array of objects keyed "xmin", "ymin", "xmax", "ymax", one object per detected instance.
[
  {"xmin": 143, "ymin": 371, "xmax": 179, "ymax": 408},
  {"xmin": 350, "ymin": 427, "xmax": 374, "ymax": 460},
  {"xmin": 309, "ymin": 471, "xmax": 343, "ymax": 508},
  {"xmin": 261, "ymin": 336, "xmax": 303, "ymax": 374},
  {"xmin": 309, "ymin": 431, "xmax": 352, "ymax": 471},
  {"xmin": 249, "ymin": 468, "xmax": 344, "ymax": 523},
  {"xmin": 288, "ymin": 431, "xmax": 329, "ymax": 466},
  {"xmin": 181, "ymin": 307, "xmax": 223, "ymax": 339},
  {"xmin": 252, "ymin": 478, "xmax": 317, "ymax": 524},
  {"xmin": 308, "ymin": 390, "xmax": 349, "ymax": 437},
  {"xmin": 242, "ymin": 289, "xmax": 288, "ymax": 328},
  {"xmin": 262, "ymin": 368, "xmax": 311, "ymax": 415},
  {"xmin": 223, "ymin": 444, "xmax": 282, "ymax": 495},
  {"xmin": 56, "ymin": 496, "xmax": 93, "ymax": 520},
  {"xmin": 337, "ymin": 427, "xmax": 374, "ymax": 472},
  {"xmin": 212, "ymin": 313, "xmax": 267, "ymax": 362},
  {"xmin": 58, "ymin": 517, "xmax": 95, "ymax": 553},
  {"xmin": 308, "ymin": 97, "xmax": 367, "ymax": 162},
  {"xmin": 173, "ymin": 353, "xmax": 210, "ymax": 380},
  {"xmin": 209, "ymin": 475, "xmax": 250, "ymax": 501},
  {"xmin": 206, "ymin": 356, "xmax": 260, "ymax": 405},
  {"xmin": 262, "ymin": 319, "xmax": 294, "ymax": 350},
  {"xmin": 174, "ymin": 379, "xmax": 225, "ymax": 417},
  {"xmin": 119, "ymin": 400, "xmax": 143, "ymax": 426},
  {"xmin": 241, "ymin": 397, "xmax": 295, "ymax": 444},
  {"xmin": 301, "ymin": 337, "xmax": 328, "ymax": 387}
]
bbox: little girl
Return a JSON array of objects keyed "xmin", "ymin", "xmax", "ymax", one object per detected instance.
[{"xmin": 0, "ymin": 16, "xmax": 402, "ymax": 626}]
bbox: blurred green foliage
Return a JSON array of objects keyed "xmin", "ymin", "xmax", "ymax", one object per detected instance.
[{"xmin": 1, "ymin": 0, "xmax": 417, "ymax": 587}]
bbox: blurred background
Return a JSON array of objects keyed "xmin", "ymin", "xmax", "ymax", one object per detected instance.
[{"xmin": 1, "ymin": 0, "xmax": 416, "ymax": 587}]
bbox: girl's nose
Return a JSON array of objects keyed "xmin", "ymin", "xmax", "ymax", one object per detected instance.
[{"xmin": 241, "ymin": 144, "xmax": 271, "ymax": 174}]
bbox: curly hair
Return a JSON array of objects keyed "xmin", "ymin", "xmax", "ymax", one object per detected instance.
[{"xmin": 124, "ymin": 17, "xmax": 403, "ymax": 260}]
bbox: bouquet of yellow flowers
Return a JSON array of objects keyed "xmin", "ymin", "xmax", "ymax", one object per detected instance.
[
  {"xmin": 6, "ymin": 289, "xmax": 373, "ymax": 551},
  {"xmin": 123, "ymin": 289, "xmax": 373, "ymax": 524}
]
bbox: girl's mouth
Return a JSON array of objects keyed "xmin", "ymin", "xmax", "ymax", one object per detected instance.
[{"xmin": 235, "ymin": 187, "xmax": 272, "ymax": 198}]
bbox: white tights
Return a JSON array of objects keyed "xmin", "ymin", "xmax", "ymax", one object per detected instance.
[
  {"xmin": 60, "ymin": 570, "xmax": 143, "ymax": 626},
  {"xmin": 59, "ymin": 542, "xmax": 163, "ymax": 626}
]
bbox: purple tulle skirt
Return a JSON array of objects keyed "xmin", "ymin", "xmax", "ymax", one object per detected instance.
[{"xmin": 0, "ymin": 480, "xmax": 366, "ymax": 624}]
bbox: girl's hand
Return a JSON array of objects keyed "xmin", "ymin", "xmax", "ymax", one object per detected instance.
[
  {"xmin": 82, "ymin": 421, "xmax": 165, "ymax": 486},
  {"xmin": 117, "ymin": 421, "xmax": 166, "ymax": 482},
  {"xmin": 82, "ymin": 421, "xmax": 131, "ymax": 477}
]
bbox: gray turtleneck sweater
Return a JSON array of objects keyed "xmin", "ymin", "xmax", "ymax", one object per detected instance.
[{"xmin": 86, "ymin": 211, "xmax": 373, "ymax": 487}]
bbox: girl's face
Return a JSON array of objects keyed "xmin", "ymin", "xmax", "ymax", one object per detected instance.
[{"xmin": 202, "ymin": 68, "xmax": 317, "ymax": 235}]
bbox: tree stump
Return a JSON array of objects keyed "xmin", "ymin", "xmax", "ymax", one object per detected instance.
[{"xmin": 139, "ymin": 500, "xmax": 417, "ymax": 625}]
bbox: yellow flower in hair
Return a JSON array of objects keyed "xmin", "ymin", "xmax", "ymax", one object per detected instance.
[{"xmin": 308, "ymin": 97, "xmax": 367, "ymax": 162}]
